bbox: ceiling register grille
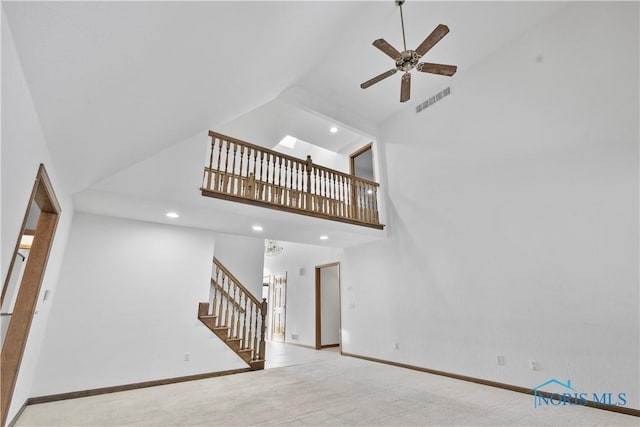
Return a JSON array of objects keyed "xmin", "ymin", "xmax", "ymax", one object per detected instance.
[{"xmin": 416, "ymin": 86, "xmax": 451, "ymax": 113}]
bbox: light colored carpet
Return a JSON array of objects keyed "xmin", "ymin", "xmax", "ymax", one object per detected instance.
[{"xmin": 16, "ymin": 343, "xmax": 638, "ymax": 426}]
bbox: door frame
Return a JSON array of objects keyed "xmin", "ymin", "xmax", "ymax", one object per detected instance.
[
  {"xmin": 262, "ymin": 275, "xmax": 271, "ymax": 341},
  {"xmin": 315, "ymin": 262, "xmax": 341, "ymax": 350},
  {"xmin": 349, "ymin": 142, "xmax": 374, "ymax": 178},
  {"xmin": 1, "ymin": 164, "xmax": 61, "ymax": 427}
]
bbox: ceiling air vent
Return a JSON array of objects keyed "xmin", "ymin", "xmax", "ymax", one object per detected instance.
[{"xmin": 416, "ymin": 86, "xmax": 451, "ymax": 113}]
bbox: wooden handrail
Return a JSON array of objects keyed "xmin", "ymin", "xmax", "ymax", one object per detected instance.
[
  {"xmin": 210, "ymin": 278, "xmax": 246, "ymax": 313},
  {"xmin": 213, "ymin": 257, "xmax": 261, "ymax": 307},
  {"xmin": 207, "ymin": 131, "xmax": 379, "ymax": 185},
  {"xmin": 201, "ymin": 131, "xmax": 384, "ymax": 228},
  {"xmin": 208, "ymin": 131, "xmax": 308, "ymax": 168},
  {"xmin": 311, "ymin": 162, "xmax": 380, "ymax": 187}
]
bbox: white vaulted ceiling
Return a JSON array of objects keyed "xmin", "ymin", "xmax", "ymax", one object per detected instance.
[
  {"xmin": 2, "ymin": 1, "xmax": 568, "ymax": 246},
  {"xmin": 3, "ymin": 1, "xmax": 368, "ymax": 192}
]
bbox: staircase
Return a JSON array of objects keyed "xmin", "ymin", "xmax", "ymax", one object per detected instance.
[{"xmin": 198, "ymin": 258, "xmax": 267, "ymax": 370}]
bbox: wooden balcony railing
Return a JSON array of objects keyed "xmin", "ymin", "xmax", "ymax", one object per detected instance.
[{"xmin": 201, "ymin": 131, "xmax": 384, "ymax": 229}]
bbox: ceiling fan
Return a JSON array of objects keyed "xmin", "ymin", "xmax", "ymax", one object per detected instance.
[{"xmin": 360, "ymin": 0, "xmax": 457, "ymax": 103}]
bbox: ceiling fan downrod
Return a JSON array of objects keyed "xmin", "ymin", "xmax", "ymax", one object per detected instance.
[{"xmin": 397, "ymin": 0, "xmax": 407, "ymax": 52}]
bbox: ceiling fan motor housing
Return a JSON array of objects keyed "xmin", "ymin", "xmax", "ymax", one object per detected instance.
[
  {"xmin": 396, "ymin": 50, "xmax": 420, "ymax": 71},
  {"xmin": 360, "ymin": 1, "xmax": 457, "ymax": 102}
]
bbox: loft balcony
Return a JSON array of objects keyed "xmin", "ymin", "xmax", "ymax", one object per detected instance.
[{"xmin": 201, "ymin": 131, "xmax": 384, "ymax": 229}]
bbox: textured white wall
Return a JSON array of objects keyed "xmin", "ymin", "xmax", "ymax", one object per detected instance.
[
  {"xmin": 264, "ymin": 241, "xmax": 343, "ymax": 347},
  {"xmin": 341, "ymin": 2, "xmax": 639, "ymax": 409},
  {"xmin": 1, "ymin": 11, "xmax": 74, "ymax": 423},
  {"xmin": 31, "ymin": 213, "xmax": 248, "ymax": 397}
]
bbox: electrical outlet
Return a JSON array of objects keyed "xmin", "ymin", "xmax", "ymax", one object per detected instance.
[
  {"xmin": 291, "ymin": 334, "xmax": 299, "ymax": 341},
  {"xmin": 529, "ymin": 360, "xmax": 537, "ymax": 370},
  {"xmin": 184, "ymin": 352, "xmax": 190, "ymax": 362},
  {"xmin": 497, "ymin": 355, "xmax": 505, "ymax": 366},
  {"xmin": 393, "ymin": 343, "xmax": 399, "ymax": 350}
]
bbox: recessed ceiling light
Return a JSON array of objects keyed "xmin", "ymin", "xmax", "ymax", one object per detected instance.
[
  {"xmin": 166, "ymin": 212, "xmax": 179, "ymax": 218},
  {"xmin": 252, "ymin": 225, "xmax": 263, "ymax": 232},
  {"xmin": 320, "ymin": 235, "xmax": 329, "ymax": 240},
  {"xmin": 329, "ymin": 126, "xmax": 338, "ymax": 134}
]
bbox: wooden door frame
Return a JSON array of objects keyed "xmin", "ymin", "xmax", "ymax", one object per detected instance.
[
  {"xmin": 314, "ymin": 262, "xmax": 341, "ymax": 350},
  {"xmin": 349, "ymin": 142, "xmax": 373, "ymax": 178},
  {"xmin": 349, "ymin": 143, "xmax": 374, "ymax": 220},
  {"xmin": 262, "ymin": 275, "xmax": 271, "ymax": 341},
  {"xmin": 1, "ymin": 164, "xmax": 61, "ymax": 427}
]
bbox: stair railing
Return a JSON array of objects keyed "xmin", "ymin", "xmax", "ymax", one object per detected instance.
[
  {"xmin": 201, "ymin": 131, "xmax": 382, "ymax": 228},
  {"xmin": 210, "ymin": 257, "xmax": 267, "ymax": 363}
]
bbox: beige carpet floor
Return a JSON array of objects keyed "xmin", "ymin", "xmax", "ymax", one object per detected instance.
[{"xmin": 15, "ymin": 343, "xmax": 639, "ymax": 426}]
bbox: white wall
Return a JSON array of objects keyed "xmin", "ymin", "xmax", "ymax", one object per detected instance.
[
  {"xmin": 213, "ymin": 232, "xmax": 265, "ymax": 299},
  {"xmin": 320, "ymin": 265, "xmax": 340, "ymax": 346},
  {"xmin": 1, "ymin": 10, "xmax": 74, "ymax": 423},
  {"xmin": 263, "ymin": 241, "xmax": 342, "ymax": 347},
  {"xmin": 341, "ymin": 2, "xmax": 639, "ymax": 409},
  {"xmin": 31, "ymin": 213, "xmax": 248, "ymax": 397}
]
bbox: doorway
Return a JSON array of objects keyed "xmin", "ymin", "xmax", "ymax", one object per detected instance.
[
  {"xmin": 350, "ymin": 143, "xmax": 374, "ymax": 181},
  {"xmin": 0, "ymin": 212, "xmax": 38, "ymax": 348},
  {"xmin": 269, "ymin": 272, "xmax": 287, "ymax": 343},
  {"xmin": 1, "ymin": 164, "xmax": 61, "ymax": 426},
  {"xmin": 315, "ymin": 263, "xmax": 341, "ymax": 350}
]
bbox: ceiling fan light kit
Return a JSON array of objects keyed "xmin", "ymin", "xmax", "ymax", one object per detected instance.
[{"xmin": 361, "ymin": 0, "xmax": 458, "ymax": 103}]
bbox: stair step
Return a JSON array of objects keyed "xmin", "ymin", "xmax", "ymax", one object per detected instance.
[
  {"xmin": 249, "ymin": 359, "xmax": 265, "ymax": 370},
  {"xmin": 238, "ymin": 349, "xmax": 253, "ymax": 363},
  {"xmin": 212, "ymin": 327, "xmax": 229, "ymax": 340},
  {"xmin": 226, "ymin": 337, "xmax": 242, "ymax": 351},
  {"xmin": 198, "ymin": 315, "xmax": 218, "ymax": 330}
]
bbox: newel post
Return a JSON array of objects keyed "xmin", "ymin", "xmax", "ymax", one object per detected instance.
[
  {"xmin": 305, "ymin": 155, "xmax": 313, "ymax": 210},
  {"xmin": 245, "ymin": 173, "xmax": 256, "ymax": 200},
  {"xmin": 259, "ymin": 297, "xmax": 268, "ymax": 360}
]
